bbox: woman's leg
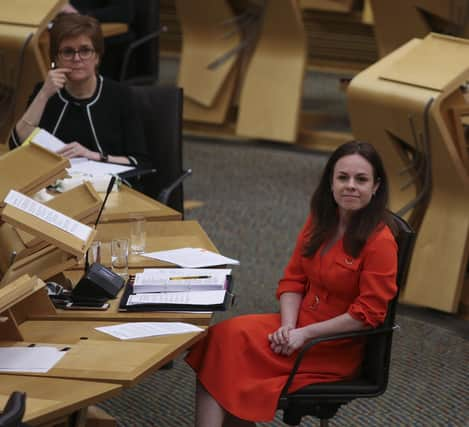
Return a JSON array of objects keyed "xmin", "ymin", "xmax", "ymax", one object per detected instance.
[{"xmin": 195, "ymin": 380, "xmax": 226, "ymax": 427}]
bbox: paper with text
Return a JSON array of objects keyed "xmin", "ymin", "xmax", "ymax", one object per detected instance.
[
  {"xmin": 68, "ymin": 159, "xmax": 134, "ymax": 178},
  {"xmin": 126, "ymin": 290, "xmax": 226, "ymax": 306},
  {"xmin": 0, "ymin": 346, "xmax": 66, "ymax": 373},
  {"xmin": 134, "ymin": 268, "xmax": 231, "ymax": 292},
  {"xmin": 4, "ymin": 190, "xmax": 93, "ymax": 242},
  {"xmin": 95, "ymin": 322, "xmax": 203, "ymax": 340},
  {"xmin": 141, "ymin": 248, "xmax": 239, "ymax": 268},
  {"xmin": 31, "ymin": 129, "xmax": 66, "ymax": 152}
]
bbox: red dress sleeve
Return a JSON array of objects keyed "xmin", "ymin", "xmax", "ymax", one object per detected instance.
[
  {"xmin": 275, "ymin": 215, "xmax": 313, "ymax": 299},
  {"xmin": 347, "ymin": 227, "xmax": 398, "ymax": 328}
]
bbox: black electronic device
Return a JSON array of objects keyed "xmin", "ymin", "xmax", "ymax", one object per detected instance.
[
  {"xmin": 72, "ymin": 262, "xmax": 125, "ymax": 300},
  {"xmin": 64, "ymin": 301, "xmax": 110, "ymax": 311},
  {"xmin": 72, "ymin": 175, "xmax": 125, "ymax": 302}
]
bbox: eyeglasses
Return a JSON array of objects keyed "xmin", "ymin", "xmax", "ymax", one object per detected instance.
[{"xmin": 58, "ymin": 47, "xmax": 95, "ymax": 61}]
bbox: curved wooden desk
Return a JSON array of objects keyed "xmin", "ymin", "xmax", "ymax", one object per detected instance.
[{"xmin": 348, "ymin": 33, "xmax": 469, "ymax": 313}]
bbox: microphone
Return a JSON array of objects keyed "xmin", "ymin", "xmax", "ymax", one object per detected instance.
[
  {"xmin": 84, "ymin": 175, "xmax": 116, "ymax": 272},
  {"xmin": 72, "ymin": 174, "xmax": 126, "ymax": 303}
]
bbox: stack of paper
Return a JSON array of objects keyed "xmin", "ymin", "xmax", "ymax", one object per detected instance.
[{"xmin": 133, "ymin": 268, "xmax": 231, "ymax": 293}]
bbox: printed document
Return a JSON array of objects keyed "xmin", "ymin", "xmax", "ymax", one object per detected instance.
[
  {"xmin": 30, "ymin": 128, "xmax": 66, "ymax": 152},
  {"xmin": 0, "ymin": 346, "xmax": 66, "ymax": 373},
  {"xmin": 4, "ymin": 190, "xmax": 93, "ymax": 242},
  {"xmin": 134, "ymin": 268, "xmax": 231, "ymax": 292},
  {"xmin": 95, "ymin": 322, "xmax": 203, "ymax": 340},
  {"xmin": 141, "ymin": 248, "xmax": 239, "ymax": 268},
  {"xmin": 68, "ymin": 159, "xmax": 134, "ymax": 178},
  {"xmin": 126, "ymin": 290, "xmax": 227, "ymax": 306}
]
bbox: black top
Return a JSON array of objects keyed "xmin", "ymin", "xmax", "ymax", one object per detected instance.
[{"xmin": 11, "ymin": 75, "xmax": 150, "ymax": 167}]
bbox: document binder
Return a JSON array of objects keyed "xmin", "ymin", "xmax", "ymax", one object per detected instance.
[{"xmin": 118, "ymin": 275, "xmax": 234, "ymax": 312}]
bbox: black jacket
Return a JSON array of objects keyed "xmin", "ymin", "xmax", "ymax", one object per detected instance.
[{"xmin": 11, "ymin": 76, "xmax": 149, "ymax": 167}]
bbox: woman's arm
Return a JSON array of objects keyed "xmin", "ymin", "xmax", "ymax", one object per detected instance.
[
  {"xmin": 15, "ymin": 68, "xmax": 70, "ymax": 142},
  {"xmin": 268, "ymin": 292, "xmax": 303, "ymax": 353},
  {"xmin": 56, "ymin": 142, "xmax": 132, "ymax": 164},
  {"xmin": 281, "ymin": 312, "xmax": 367, "ymax": 356},
  {"xmin": 280, "ymin": 230, "xmax": 398, "ymax": 356}
]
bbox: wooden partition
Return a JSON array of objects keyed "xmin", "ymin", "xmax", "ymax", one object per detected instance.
[
  {"xmin": 0, "ymin": 0, "xmax": 66, "ymax": 145},
  {"xmin": 176, "ymin": 0, "xmax": 307, "ymax": 143},
  {"xmin": 348, "ymin": 33, "xmax": 469, "ymax": 313},
  {"xmin": 370, "ymin": 0, "xmax": 469, "ymax": 57}
]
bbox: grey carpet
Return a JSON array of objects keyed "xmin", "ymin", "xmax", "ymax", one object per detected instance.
[{"xmin": 98, "ymin": 139, "xmax": 469, "ymax": 426}]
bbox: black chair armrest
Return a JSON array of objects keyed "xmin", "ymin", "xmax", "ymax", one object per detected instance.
[
  {"xmin": 157, "ymin": 168, "xmax": 192, "ymax": 206},
  {"xmin": 0, "ymin": 391, "xmax": 26, "ymax": 427},
  {"xmin": 119, "ymin": 26, "xmax": 167, "ymax": 82},
  {"xmin": 281, "ymin": 325, "xmax": 398, "ymax": 396}
]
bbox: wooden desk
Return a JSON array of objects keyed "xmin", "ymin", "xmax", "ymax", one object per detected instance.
[
  {"xmin": 0, "ymin": 337, "xmax": 200, "ymax": 387},
  {"xmin": 0, "ymin": 375, "xmax": 120, "ymax": 427},
  {"xmin": 0, "ymin": 0, "xmax": 65, "ymax": 27},
  {"xmin": 68, "ymin": 219, "xmax": 217, "ymax": 270},
  {"xmin": 101, "ymin": 185, "xmax": 182, "ymax": 223}
]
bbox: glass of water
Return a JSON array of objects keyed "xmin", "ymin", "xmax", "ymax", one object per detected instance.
[
  {"xmin": 111, "ymin": 238, "xmax": 129, "ymax": 279},
  {"xmin": 130, "ymin": 215, "xmax": 146, "ymax": 254}
]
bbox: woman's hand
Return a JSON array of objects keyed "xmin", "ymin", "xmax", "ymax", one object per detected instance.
[
  {"xmin": 280, "ymin": 328, "xmax": 308, "ymax": 356},
  {"xmin": 57, "ymin": 142, "xmax": 99, "ymax": 160},
  {"xmin": 39, "ymin": 68, "xmax": 72, "ymax": 99},
  {"xmin": 268, "ymin": 326, "xmax": 309, "ymax": 356},
  {"xmin": 268, "ymin": 325, "xmax": 293, "ymax": 346}
]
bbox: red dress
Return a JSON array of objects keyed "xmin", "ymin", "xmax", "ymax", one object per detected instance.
[{"xmin": 185, "ymin": 216, "xmax": 397, "ymax": 422}]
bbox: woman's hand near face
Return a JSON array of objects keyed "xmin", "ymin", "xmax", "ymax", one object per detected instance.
[
  {"xmin": 57, "ymin": 141, "xmax": 99, "ymax": 161},
  {"xmin": 39, "ymin": 68, "xmax": 72, "ymax": 99}
]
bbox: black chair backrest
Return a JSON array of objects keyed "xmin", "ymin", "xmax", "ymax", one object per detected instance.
[
  {"xmin": 128, "ymin": 0, "xmax": 160, "ymax": 82},
  {"xmin": 361, "ymin": 212, "xmax": 415, "ymax": 387},
  {"xmin": 0, "ymin": 392, "xmax": 27, "ymax": 427},
  {"xmin": 130, "ymin": 84, "xmax": 184, "ymax": 213}
]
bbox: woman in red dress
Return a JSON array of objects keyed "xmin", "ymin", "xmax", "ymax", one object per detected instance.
[{"xmin": 186, "ymin": 141, "xmax": 398, "ymax": 426}]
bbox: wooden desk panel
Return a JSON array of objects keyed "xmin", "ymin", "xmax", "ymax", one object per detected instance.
[
  {"xmin": 101, "ymin": 185, "xmax": 182, "ymax": 222},
  {"xmin": 0, "ymin": 336, "xmax": 200, "ymax": 387},
  {"xmin": 0, "ymin": 0, "xmax": 66, "ymax": 27},
  {"xmin": 68, "ymin": 220, "xmax": 217, "ymax": 270},
  {"xmin": 0, "ymin": 375, "xmax": 120, "ymax": 426}
]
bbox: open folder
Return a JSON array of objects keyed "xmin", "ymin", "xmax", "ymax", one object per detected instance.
[{"xmin": 118, "ymin": 274, "xmax": 234, "ymax": 312}]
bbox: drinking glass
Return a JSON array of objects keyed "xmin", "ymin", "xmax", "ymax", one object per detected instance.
[
  {"xmin": 130, "ymin": 215, "xmax": 146, "ymax": 254},
  {"xmin": 111, "ymin": 238, "xmax": 129, "ymax": 278}
]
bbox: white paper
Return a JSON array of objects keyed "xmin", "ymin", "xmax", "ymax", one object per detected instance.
[
  {"xmin": 126, "ymin": 290, "xmax": 227, "ymax": 306},
  {"xmin": 134, "ymin": 268, "xmax": 231, "ymax": 292},
  {"xmin": 32, "ymin": 129, "xmax": 66, "ymax": 152},
  {"xmin": 141, "ymin": 248, "xmax": 239, "ymax": 268},
  {"xmin": 95, "ymin": 322, "xmax": 203, "ymax": 340},
  {"xmin": 0, "ymin": 346, "xmax": 66, "ymax": 373},
  {"xmin": 67, "ymin": 159, "xmax": 134, "ymax": 178},
  {"xmin": 4, "ymin": 190, "xmax": 93, "ymax": 242}
]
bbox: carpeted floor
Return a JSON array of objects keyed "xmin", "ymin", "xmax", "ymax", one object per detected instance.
[{"xmin": 98, "ymin": 138, "xmax": 469, "ymax": 426}]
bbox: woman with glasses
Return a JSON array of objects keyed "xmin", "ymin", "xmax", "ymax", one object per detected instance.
[{"xmin": 11, "ymin": 13, "xmax": 149, "ymax": 167}]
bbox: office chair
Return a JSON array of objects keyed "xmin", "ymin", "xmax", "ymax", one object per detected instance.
[
  {"xmin": 130, "ymin": 84, "xmax": 190, "ymax": 216},
  {"xmin": 278, "ymin": 212, "xmax": 415, "ymax": 426},
  {"xmin": 0, "ymin": 392, "xmax": 30, "ymax": 427},
  {"xmin": 119, "ymin": 0, "xmax": 160, "ymax": 85}
]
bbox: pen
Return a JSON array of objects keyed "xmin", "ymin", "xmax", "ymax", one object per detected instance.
[{"xmin": 169, "ymin": 275, "xmax": 210, "ymax": 280}]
